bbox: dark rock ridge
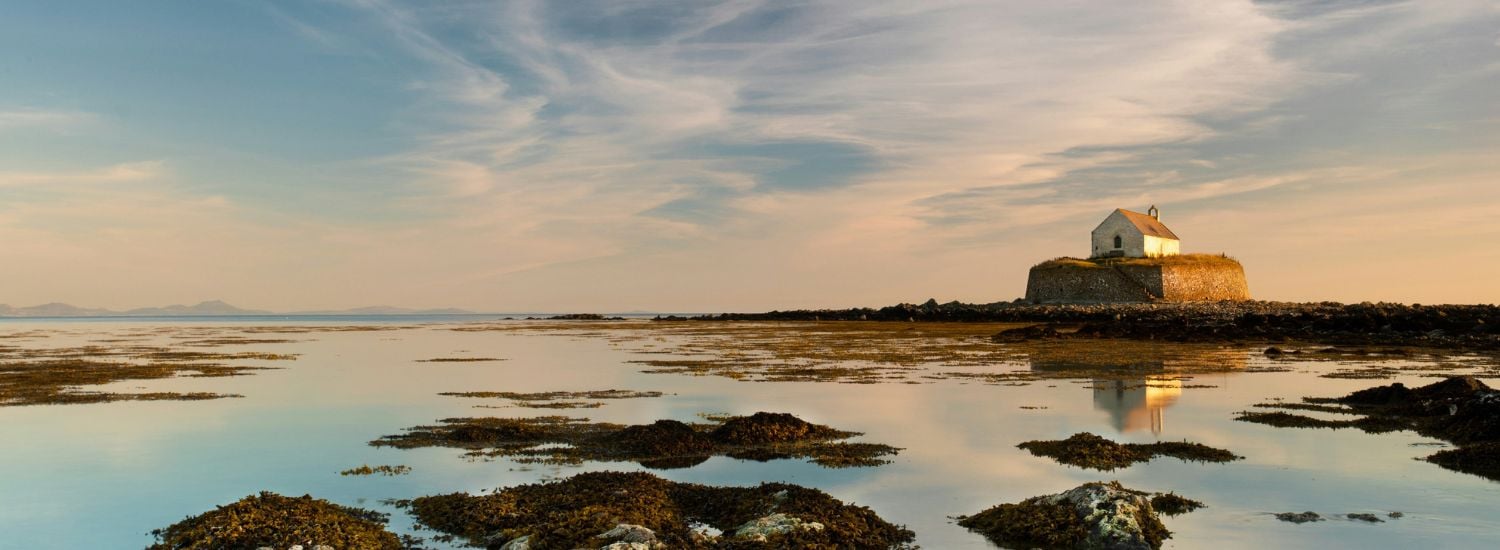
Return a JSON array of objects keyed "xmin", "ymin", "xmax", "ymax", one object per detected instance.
[{"xmin": 664, "ymin": 301, "xmax": 1500, "ymax": 349}]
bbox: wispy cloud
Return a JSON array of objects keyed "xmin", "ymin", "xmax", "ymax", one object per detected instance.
[
  {"xmin": 2, "ymin": 0, "xmax": 1497, "ymax": 308},
  {"xmin": 0, "ymin": 161, "xmax": 164, "ymax": 187},
  {"xmin": 0, "ymin": 108, "xmax": 96, "ymax": 131},
  {"xmin": 332, "ymin": 1, "xmax": 1305, "ymax": 256}
]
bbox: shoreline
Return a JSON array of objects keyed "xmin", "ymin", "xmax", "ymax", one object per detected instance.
[{"xmin": 660, "ymin": 300, "xmax": 1500, "ymax": 349}]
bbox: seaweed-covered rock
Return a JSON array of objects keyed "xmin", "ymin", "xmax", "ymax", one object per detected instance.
[
  {"xmin": 373, "ymin": 412, "xmax": 896, "ymax": 470},
  {"xmin": 408, "ymin": 471, "xmax": 915, "ymax": 549},
  {"xmin": 709, "ymin": 412, "xmax": 847, "ymax": 445},
  {"xmin": 1148, "ymin": 493, "xmax": 1204, "ymax": 516},
  {"xmin": 731, "ymin": 513, "xmax": 825, "ymax": 541},
  {"xmin": 604, "ymin": 419, "xmax": 717, "ymax": 457},
  {"xmin": 1274, "ymin": 511, "xmax": 1322, "ymax": 524},
  {"xmin": 597, "ymin": 524, "xmax": 665, "ymax": 549},
  {"xmin": 1424, "ymin": 442, "xmax": 1500, "ymax": 481},
  {"xmin": 958, "ymin": 481, "xmax": 1189, "ymax": 550},
  {"xmin": 1252, "ymin": 377, "xmax": 1500, "ymax": 481},
  {"xmin": 147, "ymin": 492, "xmax": 401, "ymax": 550},
  {"xmin": 1017, "ymin": 432, "xmax": 1240, "ymax": 471}
]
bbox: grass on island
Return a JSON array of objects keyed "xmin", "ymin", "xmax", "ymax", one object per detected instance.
[{"xmin": 1031, "ymin": 253, "xmax": 1241, "ymax": 270}]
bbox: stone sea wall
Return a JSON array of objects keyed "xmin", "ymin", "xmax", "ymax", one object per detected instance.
[
  {"xmin": 1156, "ymin": 262, "xmax": 1252, "ymax": 302},
  {"xmin": 1025, "ymin": 258, "xmax": 1250, "ymax": 304}
]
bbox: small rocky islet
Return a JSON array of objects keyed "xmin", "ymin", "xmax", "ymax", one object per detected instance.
[
  {"xmin": 405, "ymin": 471, "xmax": 917, "ymax": 549},
  {"xmin": 1236, "ymin": 375, "xmax": 1500, "ymax": 481},
  {"xmin": 149, "ymin": 472, "xmax": 918, "ymax": 550},
  {"xmin": 1017, "ymin": 432, "xmax": 1241, "ymax": 471},
  {"xmin": 957, "ymin": 481, "xmax": 1201, "ymax": 550},
  {"xmin": 146, "ymin": 492, "xmax": 405, "ymax": 550},
  {"xmin": 370, "ymin": 411, "xmax": 901, "ymax": 469}
]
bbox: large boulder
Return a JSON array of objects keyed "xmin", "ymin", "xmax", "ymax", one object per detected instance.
[{"xmin": 959, "ymin": 481, "xmax": 1188, "ymax": 550}]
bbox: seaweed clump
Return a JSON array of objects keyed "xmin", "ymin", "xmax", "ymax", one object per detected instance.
[
  {"xmin": 0, "ymin": 359, "xmax": 266, "ymax": 407},
  {"xmin": 956, "ymin": 501, "xmax": 1087, "ymax": 548},
  {"xmin": 1017, "ymin": 432, "xmax": 1241, "ymax": 471},
  {"xmin": 371, "ymin": 412, "xmax": 899, "ymax": 469},
  {"xmin": 1149, "ymin": 493, "xmax": 1205, "ymax": 516},
  {"xmin": 147, "ymin": 492, "xmax": 401, "ymax": 550},
  {"xmin": 340, "ymin": 464, "xmax": 412, "ymax": 476},
  {"xmin": 408, "ymin": 471, "xmax": 915, "ymax": 549},
  {"xmin": 957, "ymin": 481, "xmax": 1191, "ymax": 550},
  {"xmin": 1240, "ymin": 376, "xmax": 1500, "ymax": 481},
  {"xmin": 439, "ymin": 389, "xmax": 663, "ymax": 410},
  {"xmin": 709, "ymin": 412, "xmax": 848, "ymax": 444},
  {"xmin": 1423, "ymin": 442, "xmax": 1500, "ymax": 481},
  {"xmin": 1274, "ymin": 511, "xmax": 1323, "ymax": 524}
]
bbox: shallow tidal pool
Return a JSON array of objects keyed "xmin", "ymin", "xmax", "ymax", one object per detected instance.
[{"xmin": 2, "ymin": 317, "xmax": 1498, "ymax": 549}]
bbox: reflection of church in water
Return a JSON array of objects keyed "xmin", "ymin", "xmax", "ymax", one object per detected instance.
[
  {"xmin": 1092, "ymin": 377, "xmax": 1180, "ymax": 434},
  {"xmin": 1026, "ymin": 344, "xmax": 1247, "ymax": 435}
]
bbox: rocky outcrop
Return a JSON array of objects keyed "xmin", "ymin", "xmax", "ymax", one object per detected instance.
[
  {"xmin": 147, "ymin": 492, "xmax": 402, "ymax": 550},
  {"xmin": 958, "ymin": 481, "xmax": 1194, "ymax": 550},
  {"xmin": 408, "ymin": 471, "xmax": 916, "ymax": 549}
]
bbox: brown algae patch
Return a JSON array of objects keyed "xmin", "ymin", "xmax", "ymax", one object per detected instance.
[
  {"xmin": 1275, "ymin": 511, "xmax": 1324, "ymax": 524},
  {"xmin": 417, "ymin": 357, "xmax": 506, "ymax": 363},
  {"xmin": 339, "ymin": 464, "xmax": 412, "ymax": 476},
  {"xmin": 1240, "ymin": 376, "xmax": 1500, "ymax": 481},
  {"xmin": 1250, "ymin": 402, "xmax": 1363, "ymax": 415},
  {"xmin": 1149, "ymin": 493, "xmax": 1204, "ymax": 516},
  {"xmin": 1232, "ymin": 411, "xmax": 1406, "ymax": 431},
  {"xmin": 407, "ymin": 470, "xmax": 916, "ymax": 549},
  {"xmin": 147, "ymin": 492, "xmax": 402, "ymax": 549},
  {"xmin": 1424, "ymin": 441, "xmax": 1500, "ymax": 481},
  {"xmin": 439, "ymin": 389, "xmax": 663, "ymax": 410},
  {"xmin": 0, "ymin": 359, "xmax": 268, "ymax": 406},
  {"xmin": 959, "ymin": 500, "xmax": 1087, "ymax": 549},
  {"xmin": 1017, "ymin": 432, "xmax": 1241, "ymax": 471},
  {"xmin": 443, "ymin": 319, "xmax": 1485, "ymax": 385},
  {"xmin": 178, "ymin": 337, "xmax": 301, "ymax": 347},
  {"xmin": 371, "ymin": 412, "xmax": 900, "ymax": 468},
  {"xmin": 957, "ymin": 481, "xmax": 1191, "ymax": 550}
]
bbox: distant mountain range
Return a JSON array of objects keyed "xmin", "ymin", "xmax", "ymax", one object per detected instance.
[{"xmin": 0, "ymin": 300, "xmax": 478, "ymax": 317}]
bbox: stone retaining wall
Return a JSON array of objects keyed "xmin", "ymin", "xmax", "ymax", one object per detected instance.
[{"xmin": 1025, "ymin": 259, "xmax": 1250, "ymax": 303}]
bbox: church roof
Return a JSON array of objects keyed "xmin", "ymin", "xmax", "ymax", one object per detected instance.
[{"xmin": 1115, "ymin": 209, "xmax": 1179, "ymax": 240}]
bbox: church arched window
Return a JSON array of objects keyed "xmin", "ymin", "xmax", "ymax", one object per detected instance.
[{"xmin": 1113, "ymin": 235, "xmax": 1122, "ymax": 249}]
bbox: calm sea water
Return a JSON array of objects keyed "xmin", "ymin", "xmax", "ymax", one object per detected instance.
[{"xmin": 1, "ymin": 318, "xmax": 1497, "ymax": 549}]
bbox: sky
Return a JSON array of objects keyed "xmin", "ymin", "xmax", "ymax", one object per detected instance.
[{"xmin": 1, "ymin": 0, "xmax": 1497, "ymax": 312}]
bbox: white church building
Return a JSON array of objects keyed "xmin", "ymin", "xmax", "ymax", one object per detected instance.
[{"xmin": 1090, "ymin": 206, "xmax": 1180, "ymax": 259}]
